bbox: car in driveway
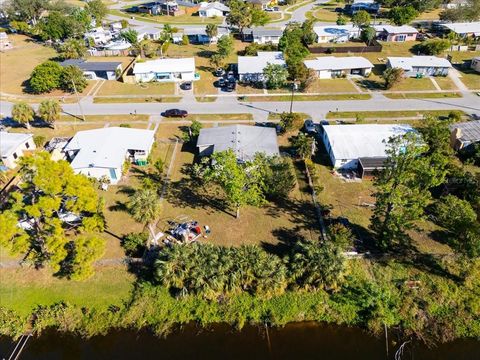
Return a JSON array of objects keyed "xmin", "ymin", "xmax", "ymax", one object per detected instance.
[
  {"xmin": 214, "ymin": 68, "xmax": 225, "ymax": 77},
  {"xmin": 162, "ymin": 109, "xmax": 188, "ymax": 118},
  {"xmin": 216, "ymin": 78, "xmax": 226, "ymax": 87},
  {"xmin": 304, "ymin": 119, "xmax": 316, "ymax": 133},
  {"xmin": 180, "ymin": 82, "xmax": 192, "ymax": 90}
]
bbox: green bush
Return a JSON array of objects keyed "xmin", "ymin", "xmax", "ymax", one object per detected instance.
[
  {"xmin": 33, "ymin": 135, "xmax": 47, "ymax": 147},
  {"xmin": 121, "ymin": 232, "xmax": 148, "ymax": 257}
]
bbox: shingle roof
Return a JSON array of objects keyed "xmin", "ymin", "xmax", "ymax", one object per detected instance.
[
  {"xmin": 197, "ymin": 125, "xmax": 279, "ymax": 162},
  {"xmin": 450, "ymin": 120, "xmax": 480, "ymax": 143},
  {"xmin": 59, "ymin": 59, "xmax": 121, "ymax": 72},
  {"xmin": 0, "ymin": 132, "xmax": 33, "ymax": 158},
  {"xmin": 323, "ymin": 124, "xmax": 414, "ymax": 160},
  {"xmin": 64, "ymin": 127, "xmax": 155, "ymax": 170},
  {"xmin": 304, "ymin": 56, "xmax": 373, "ymax": 71}
]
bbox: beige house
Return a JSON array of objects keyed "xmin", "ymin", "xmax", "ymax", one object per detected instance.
[{"xmin": 0, "ymin": 132, "xmax": 35, "ymax": 169}]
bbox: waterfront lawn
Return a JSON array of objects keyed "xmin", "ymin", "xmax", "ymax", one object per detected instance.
[{"xmin": 0, "ymin": 267, "xmax": 135, "ymax": 316}]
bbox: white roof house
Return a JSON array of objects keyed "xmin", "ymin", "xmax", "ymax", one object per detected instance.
[
  {"xmin": 64, "ymin": 127, "xmax": 155, "ymax": 184},
  {"xmin": 442, "ymin": 21, "xmax": 480, "ymax": 36},
  {"xmin": 238, "ymin": 51, "xmax": 286, "ymax": 82},
  {"xmin": 197, "ymin": 125, "xmax": 279, "ymax": 162},
  {"xmin": 387, "ymin": 56, "xmax": 452, "ymax": 77},
  {"xmin": 314, "ymin": 25, "xmax": 360, "ymax": 43},
  {"xmin": 320, "ymin": 124, "xmax": 413, "ymax": 169},
  {"xmin": 198, "ymin": 1, "xmax": 230, "ymax": 17},
  {"xmin": 84, "ymin": 27, "xmax": 113, "ymax": 46},
  {"xmin": 374, "ymin": 25, "xmax": 418, "ymax": 34},
  {"xmin": 304, "ymin": 56, "xmax": 373, "ymax": 79},
  {"xmin": 0, "ymin": 132, "xmax": 35, "ymax": 169},
  {"xmin": 133, "ymin": 57, "xmax": 197, "ymax": 82},
  {"xmin": 128, "ymin": 26, "xmax": 162, "ymax": 41},
  {"xmin": 374, "ymin": 24, "xmax": 418, "ymax": 41}
]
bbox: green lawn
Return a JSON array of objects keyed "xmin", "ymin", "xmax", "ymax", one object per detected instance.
[
  {"xmin": 242, "ymin": 94, "xmax": 371, "ymax": 101},
  {"xmin": 326, "ymin": 110, "xmax": 465, "ymax": 120},
  {"xmin": 97, "ymin": 81, "xmax": 176, "ymax": 96},
  {"xmin": 457, "ymin": 70, "xmax": 480, "ymax": 90},
  {"xmin": 435, "ymin": 76, "xmax": 458, "ymax": 91},
  {"xmin": 0, "ymin": 267, "xmax": 135, "ymax": 316},
  {"xmin": 109, "ymin": 9, "xmax": 223, "ymax": 24},
  {"xmin": 389, "ymin": 77, "xmax": 437, "ymax": 91}
]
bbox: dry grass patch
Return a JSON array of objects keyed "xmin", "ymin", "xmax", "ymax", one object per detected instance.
[
  {"xmin": 306, "ymin": 79, "xmax": 358, "ymax": 93},
  {"xmin": 435, "ymin": 76, "xmax": 458, "ymax": 90},
  {"xmin": 389, "ymin": 77, "xmax": 437, "ymax": 91},
  {"xmin": 457, "ymin": 70, "xmax": 480, "ymax": 90},
  {"xmin": 93, "ymin": 96, "xmax": 182, "ymax": 103},
  {"xmin": 384, "ymin": 92, "xmax": 462, "ymax": 99},
  {"xmin": 96, "ymin": 81, "xmax": 175, "ymax": 96}
]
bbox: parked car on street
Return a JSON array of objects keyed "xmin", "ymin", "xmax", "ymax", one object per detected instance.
[{"xmin": 162, "ymin": 109, "xmax": 188, "ymax": 118}]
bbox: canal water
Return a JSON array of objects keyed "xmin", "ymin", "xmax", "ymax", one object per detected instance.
[{"xmin": 1, "ymin": 322, "xmax": 479, "ymax": 359}]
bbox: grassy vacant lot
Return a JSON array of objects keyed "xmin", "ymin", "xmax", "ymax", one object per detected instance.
[
  {"xmin": 0, "ymin": 35, "xmax": 57, "ymax": 95},
  {"xmin": 306, "ymin": 0, "xmax": 339, "ymax": 22},
  {"xmin": 457, "ymin": 70, "xmax": 480, "ymax": 90},
  {"xmin": 0, "ymin": 267, "xmax": 135, "ymax": 316},
  {"xmin": 93, "ymin": 96, "xmax": 182, "ymax": 103},
  {"xmin": 96, "ymin": 80, "xmax": 175, "ymax": 96},
  {"xmin": 384, "ymin": 92, "xmax": 462, "ymax": 99},
  {"xmin": 306, "ymin": 79, "xmax": 358, "ymax": 93}
]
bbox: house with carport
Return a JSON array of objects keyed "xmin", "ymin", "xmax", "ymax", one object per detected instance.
[
  {"xmin": 133, "ymin": 57, "xmax": 198, "ymax": 82},
  {"xmin": 386, "ymin": 56, "xmax": 452, "ymax": 77},
  {"xmin": 374, "ymin": 25, "xmax": 418, "ymax": 42},
  {"xmin": 304, "ymin": 56, "xmax": 373, "ymax": 79},
  {"xmin": 238, "ymin": 51, "xmax": 286, "ymax": 83}
]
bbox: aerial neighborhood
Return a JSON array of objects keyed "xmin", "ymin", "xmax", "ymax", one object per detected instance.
[{"xmin": 0, "ymin": 0, "xmax": 480, "ymax": 356}]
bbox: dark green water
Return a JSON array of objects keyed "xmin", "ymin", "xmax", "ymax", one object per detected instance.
[{"xmin": 1, "ymin": 323, "xmax": 479, "ymax": 359}]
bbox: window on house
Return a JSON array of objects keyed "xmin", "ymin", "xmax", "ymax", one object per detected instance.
[
  {"xmin": 25, "ymin": 142, "xmax": 30, "ymax": 149},
  {"xmin": 13, "ymin": 153, "xmax": 18, "ymax": 159}
]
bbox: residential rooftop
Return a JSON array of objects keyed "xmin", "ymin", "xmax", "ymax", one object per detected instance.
[
  {"xmin": 450, "ymin": 120, "xmax": 480, "ymax": 143},
  {"xmin": 238, "ymin": 51, "xmax": 285, "ymax": 74},
  {"xmin": 133, "ymin": 57, "xmax": 195, "ymax": 74},
  {"xmin": 374, "ymin": 24, "xmax": 418, "ymax": 34},
  {"xmin": 442, "ymin": 21, "xmax": 480, "ymax": 34},
  {"xmin": 0, "ymin": 132, "xmax": 33, "ymax": 158},
  {"xmin": 59, "ymin": 59, "xmax": 122, "ymax": 72},
  {"xmin": 387, "ymin": 56, "xmax": 452, "ymax": 70}
]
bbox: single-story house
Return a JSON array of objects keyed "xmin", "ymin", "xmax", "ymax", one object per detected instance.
[
  {"xmin": 84, "ymin": 27, "xmax": 113, "ymax": 46},
  {"xmin": 471, "ymin": 56, "xmax": 480, "ymax": 72},
  {"xmin": 386, "ymin": 56, "xmax": 452, "ymax": 77},
  {"xmin": 59, "ymin": 59, "xmax": 122, "ymax": 80},
  {"xmin": 64, "ymin": 127, "xmax": 155, "ymax": 184},
  {"xmin": 244, "ymin": 28, "xmax": 283, "ymax": 44},
  {"xmin": 374, "ymin": 25, "xmax": 418, "ymax": 42},
  {"xmin": 304, "ymin": 56, "xmax": 373, "ymax": 79},
  {"xmin": 126, "ymin": 26, "xmax": 162, "ymax": 41},
  {"xmin": 0, "ymin": 32, "xmax": 13, "ymax": 51},
  {"xmin": 443, "ymin": 0, "xmax": 469, "ymax": 9},
  {"xmin": 133, "ymin": 57, "xmax": 198, "ymax": 82},
  {"xmin": 314, "ymin": 25, "xmax": 360, "ymax": 43},
  {"xmin": 198, "ymin": 1, "xmax": 230, "ymax": 17},
  {"xmin": 319, "ymin": 124, "xmax": 413, "ymax": 169},
  {"xmin": 344, "ymin": 0, "xmax": 380, "ymax": 15},
  {"xmin": 133, "ymin": 1, "xmax": 184, "ymax": 16},
  {"xmin": 442, "ymin": 21, "xmax": 480, "ymax": 37},
  {"xmin": 185, "ymin": 26, "xmax": 229, "ymax": 44},
  {"xmin": 0, "ymin": 132, "xmax": 35, "ymax": 169},
  {"xmin": 450, "ymin": 120, "xmax": 480, "ymax": 151},
  {"xmin": 244, "ymin": 0, "xmax": 273, "ymax": 10},
  {"xmin": 238, "ymin": 51, "xmax": 286, "ymax": 83},
  {"xmin": 197, "ymin": 125, "xmax": 279, "ymax": 162}
]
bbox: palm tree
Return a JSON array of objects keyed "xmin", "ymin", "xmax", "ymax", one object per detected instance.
[
  {"xmin": 292, "ymin": 133, "xmax": 314, "ymax": 160},
  {"xmin": 205, "ymin": 24, "xmax": 218, "ymax": 46},
  {"xmin": 59, "ymin": 38, "xmax": 87, "ymax": 60},
  {"xmin": 38, "ymin": 99, "xmax": 61, "ymax": 129},
  {"xmin": 11, "ymin": 102, "xmax": 34, "ymax": 129},
  {"xmin": 127, "ymin": 188, "xmax": 162, "ymax": 245}
]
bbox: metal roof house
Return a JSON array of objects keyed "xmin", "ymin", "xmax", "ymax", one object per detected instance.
[
  {"xmin": 373, "ymin": 25, "xmax": 418, "ymax": 42},
  {"xmin": 442, "ymin": 21, "xmax": 480, "ymax": 37},
  {"xmin": 198, "ymin": 1, "xmax": 230, "ymax": 17},
  {"xmin": 133, "ymin": 57, "xmax": 197, "ymax": 82},
  {"xmin": 64, "ymin": 127, "xmax": 155, "ymax": 184},
  {"xmin": 319, "ymin": 124, "xmax": 413, "ymax": 169},
  {"xmin": 238, "ymin": 51, "xmax": 286, "ymax": 83},
  {"xmin": 450, "ymin": 120, "xmax": 480, "ymax": 151},
  {"xmin": 304, "ymin": 56, "xmax": 373, "ymax": 79},
  {"xmin": 386, "ymin": 56, "xmax": 452, "ymax": 77},
  {"xmin": 243, "ymin": 28, "xmax": 284, "ymax": 44},
  {"xmin": 0, "ymin": 132, "xmax": 35, "ymax": 169},
  {"xmin": 59, "ymin": 59, "xmax": 122, "ymax": 80},
  {"xmin": 197, "ymin": 125, "xmax": 279, "ymax": 162}
]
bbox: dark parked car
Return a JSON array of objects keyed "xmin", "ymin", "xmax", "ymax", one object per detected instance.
[
  {"xmin": 214, "ymin": 68, "xmax": 225, "ymax": 77},
  {"xmin": 162, "ymin": 109, "xmax": 188, "ymax": 118},
  {"xmin": 216, "ymin": 78, "xmax": 226, "ymax": 87},
  {"xmin": 226, "ymin": 81, "xmax": 236, "ymax": 91},
  {"xmin": 180, "ymin": 82, "xmax": 192, "ymax": 90},
  {"xmin": 304, "ymin": 119, "xmax": 316, "ymax": 133}
]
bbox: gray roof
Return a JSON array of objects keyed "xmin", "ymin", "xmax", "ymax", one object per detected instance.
[
  {"xmin": 250, "ymin": 28, "xmax": 283, "ymax": 37},
  {"xmin": 450, "ymin": 120, "xmax": 480, "ymax": 143},
  {"xmin": 197, "ymin": 125, "xmax": 279, "ymax": 162},
  {"xmin": 59, "ymin": 59, "xmax": 121, "ymax": 72}
]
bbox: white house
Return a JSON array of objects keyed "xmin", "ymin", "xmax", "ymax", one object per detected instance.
[
  {"xmin": 386, "ymin": 56, "xmax": 452, "ymax": 77},
  {"xmin": 319, "ymin": 124, "xmax": 413, "ymax": 169},
  {"xmin": 133, "ymin": 57, "xmax": 198, "ymax": 82},
  {"xmin": 64, "ymin": 127, "xmax": 155, "ymax": 184},
  {"xmin": 84, "ymin": 27, "xmax": 113, "ymax": 46},
  {"xmin": 244, "ymin": 28, "xmax": 283, "ymax": 44},
  {"xmin": 314, "ymin": 25, "xmax": 360, "ymax": 43},
  {"xmin": 373, "ymin": 25, "xmax": 418, "ymax": 42},
  {"xmin": 0, "ymin": 132, "xmax": 35, "ymax": 169},
  {"xmin": 197, "ymin": 125, "xmax": 279, "ymax": 162},
  {"xmin": 198, "ymin": 1, "xmax": 230, "ymax": 17},
  {"xmin": 125, "ymin": 26, "xmax": 162, "ymax": 41},
  {"xmin": 442, "ymin": 21, "xmax": 480, "ymax": 37},
  {"xmin": 238, "ymin": 51, "xmax": 286, "ymax": 83},
  {"xmin": 185, "ymin": 26, "xmax": 229, "ymax": 44},
  {"xmin": 471, "ymin": 56, "xmax": 480, "ymax": 73},
  {"xmin": 304, "ymin": 56, "xmax": 373, "ymax": 79}
]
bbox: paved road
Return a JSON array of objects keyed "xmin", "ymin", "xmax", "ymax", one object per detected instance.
[{"xmin": 2, "ymin": 95, "xmax": 479, "ymax": 122}]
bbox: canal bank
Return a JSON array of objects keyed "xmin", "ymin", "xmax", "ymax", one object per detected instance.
[{"xmin": 1, "ymin": 322, "xmax": 480, "ymax": 359}]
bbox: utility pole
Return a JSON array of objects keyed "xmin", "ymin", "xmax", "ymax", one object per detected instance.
[
  {"xmin": 71, "ymin": 78, "xmax": 86, "ymax": 122},
  {"xmin": 289, "ymin": 78, "xmax": 297, "ymax": 114}
]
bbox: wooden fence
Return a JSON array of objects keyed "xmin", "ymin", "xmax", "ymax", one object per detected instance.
[{"xmin": 309, "ymin": 40, "xmax": 383, "ymax": 54}]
